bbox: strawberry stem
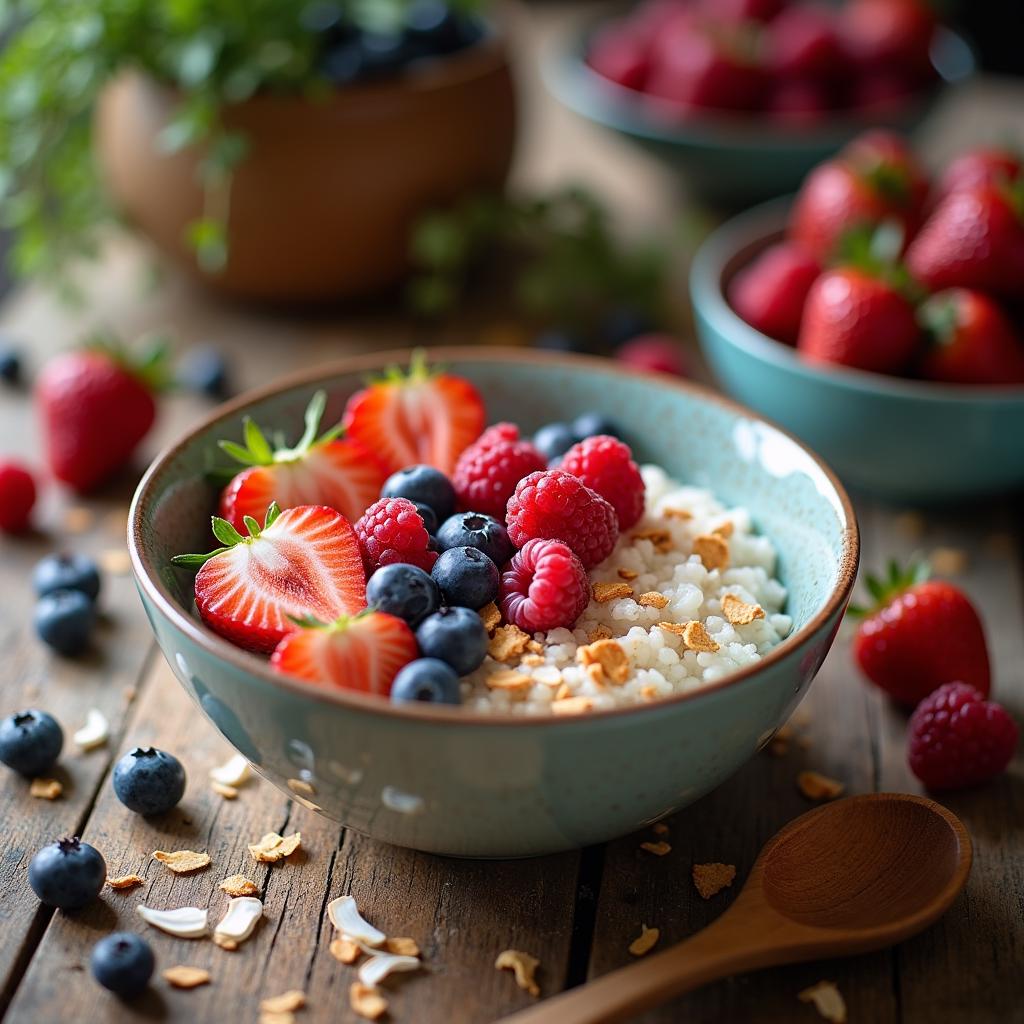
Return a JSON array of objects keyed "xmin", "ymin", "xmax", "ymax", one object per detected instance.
[
  {"xmin": 848, "ymin": 559, "xmax": 930, "ymax": 618},
  {"xmin": 217, "ymin": 391, "xmax": 341, "ymax": 468},
  {"xmin": 171, "ymin": 502, "xmax": 281, "ymax": 568},
  {"xmin": 85, "ymin": 330, "xmax": 174, "ymax": 393}
]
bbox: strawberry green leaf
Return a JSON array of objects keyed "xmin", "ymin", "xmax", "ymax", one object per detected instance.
[
  {"xmin": 170, "ymin": 548, "xmax": 229, "ymax": 568},
  {"xmin": 847, "ymin": 559, "xmax": 932, "ymax": 619},
  {"xmin": 212, "ymin": 516, "xmax": 245, "ymax": 547},
  {"xmin": 217, "ymin": 391, "xmax": 340, "ymax": 467},
  {"xmin": 218, "ymin": 440, "xmax": 260, "ymax": 466},
  {"xmin": 242, "ymin": 515, "xmax": 262, "ymax": 538},
  {"xmin": 264, "ymin": 501, "xmax": 282, "ymax": 529}
]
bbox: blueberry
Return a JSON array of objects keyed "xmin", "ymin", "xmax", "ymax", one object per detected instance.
[
  {"xmin": 34, "ymin": 590, "xmax": 96, "ymax": 656},
  {"xmin": 601, "ymin": 306, "xmax": 655, "ymax": 348},
  {"xmin": 533, "ymin": 423, "xmax": 577, "ymax": 462},
  {"xmin": 436, "ymin": 512, "xmax": 513, "ymax": 565},
  {"xmin": 391, "ymin": 658, "xmax": 461, "ymax": 704},
  {"xmin": 321, "ymin": 40, "xmax": 365, "ymax": 84},
  {"xmin": 112, "ymin": 747, "xmax": 186, "ymax": 816},
  {"xmin": 0, "ymin": 345, "xmax": 22, "ymax": 385},
  {"xmin": 571, "ymin": 411, "xmax": 623, "ymax": 442},
  {"xmin": 381, "ymin": 465, "xmax": 456, "ymax": 522},
  {"xmin": 359, "ymin": 32, "xmax": 416, "ymax": 76},
  {"xmin": 535, "ymin": 329, "xmax": 590, "ymax": 354},
  {"xmin": 405, "ymin": 0, "xmax": 465, "ymax": 54},
  {"xmin": 91, "ymin": 932, "xmax": 155, "ymax": 997},
  {"xmin": 179, "ymin": 346, "xmax": 230, "ymax": 399},
  {"xmin": 366, "ymin": 563, "xmax": 441, "ymax": 626},
  {"xmin": 412, "ymin": 502, "xmax": 438, "ymax": 535},
  {"xmin": 28, "ymin": 837, "xmax": 106, "ymax": 910},
  {"xmin": 33, "ymin": 553, "xmax": 101, "ymax": 601},
  {"xmin": 431, "ymin": 546, "xmax": 498, "ymax": 609},
  {"xmin": 0, "ymin": 709, "xmax": 63, "ymax": 776},
  {"xmin": 415, "ymin": 607, "xmax": 488, "ymax": 675}
]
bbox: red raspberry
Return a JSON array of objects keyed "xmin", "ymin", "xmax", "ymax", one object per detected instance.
[
  {"xmin": 453, "ymin": 422, "xmax": 546, "ymax": 519},
  {"xmin": 908, "ymin": 683, "xmax": 1018, "ymax": 791},
  {"xmin": 506, "ymin": 470, "xmax": 619, "ymax": 569},
  {"xmin": 560, "ymin": 435, "xmax": 645, "ymax": 531},
  {"xmin": 0, "ymin": 461, "xmax": 37, "ymax": 533},
  {"xmin": 355, "ymin": 497, "xmax": 438, "ymax": 574},
  {"xmin": 500, "ymin": 538, "xmax": 590, "ymax": 634}
]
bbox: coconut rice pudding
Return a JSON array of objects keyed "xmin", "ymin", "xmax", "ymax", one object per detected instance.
[{"xmin": 463, "ymin": 465, "xmax": 792, "ymax": 714}]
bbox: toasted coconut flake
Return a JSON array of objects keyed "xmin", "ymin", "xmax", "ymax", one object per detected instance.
[
  {"xmin": 108, "ymin": 874, "xmax": 146, "ymax": 890},
  {"xmin": 670, "ymin": 620, "xmax": 719, "ymax": 653},
  {"xmin": 288, "ymin": 777, "xmax": 316, "ymax": 796},
  {"xmin": 628, "ymin": 925, "xmax": 660, "ymax": 957},
  {"xmin": 520, "ymin": 653, "xmax": 545, "ymax": 668},
  {"xmin": 480, "ymin": 602, "xmax": 502, "ymax": 633},
  {"xmin": 214, "ymin": 936, "xmax": 238, "ymax": 951},
  {"xmin": 577, "ymin": 639, "xmax": 630, "ymax": 685},
  {"xmin": 640, "ymin": 840, "xmax": 671, "ymax": 856},
  {"xmin": 712, "ymin": 521, "xmax": 734, "ymax": 539},
  {"xmin": 652, "ymin": 822, "xmax": 669, "ymax": 835},
  {"xmin": 692, "ymin": 534, "xmax": 729, "ymax": 571},
  {"xmin": 637, "ymin": 591, "xmax": 669, "ymax": 609},
  {"xmin": 73, "ymin": 708, "xmax": 109, "ymax": 750},
  {"xmin": 152, "ymin": 850, "xmax": 211, "ymax": 874},
  {"xmin": 99, "ymin": 548, "xmax": 132, "ymax": 575},
  {"xmin": 692, "ymin": 862, "xmax": 736, "ymax": 899},
  {"xmin": 584, "ymin": 664, "xmax": 605, "ymax": 688},
  {"xmin": 551, "ymin": 696, "xmax": 594, "ymax": 716},
  {"xmin": 489, "ymin": 624, "xmax": 532, "ymax": 662},
  {"xmin": 617, "ymin": 568, "xmax": 639, "ymax": 581},
  {"xmin": 214, "ymin": 896, "xmax": 263, "ymax": 947},
  {"xmin": 797, "ymin": 771, "xmax": 845, "ymax": 801},
  {"xmin": 661, "ymin": 506, "xmax": 692, "ymax": 521},
  {"xmin": 138, "ymin": 905, "xmax": 209, "ymax": 938},
  {"xmin": 486, "ymin": 670, "xmax": 533, "ymax": 696},
  {"xmin": 631, "ymin": 528, "xmax": 673, "ymax": 552},
  {"xmin": 211, "ymin": 780, "xmax": 239, "ymax": 799},
  {"xmin": 587, "ymin": 623, "xmax": 613, "ymax": 642},
  {"xmin": 327, "ymin": 896, "xmax": 386, "ymax": 947},
  {"xmin": 495, "ymin": 950, "xmax": 540, "ymax": 997},
  {"xmin": 331, "ymin": 936, "xmax": 362, "ymax": 964},
  {"xmin": 721, "ymin": 593, "xmax": 765, "ymax": 626},
  {"xmin": 358, "ymin": 952, "xmax": 421, "ymax": 988},
  {"xmin": 261, "ymin": 990, "xmax": 306, "ymax": 1014},
  {"xmin": 526, "ymin": 639, "xmax": 543, "ymax": 654},
  {"xmin": 249, "ymin": 831, "xmax": 302, "ymax": 863},
  {"xmin": 220, "ymin": 874, "xmax": 260, "ymax": 897},
  {"xmin": 385, "ymin": 936, "xmax": 420, "ymax": 957},
  {"xmin": 640, "ymin": 685, "xmax": 658, "ymax": 700},
  {"xmin": 799, "ymin": 981, "xmax": 848, "ymax": 1023},
  {"xmin": 163, "ymin": 966, "xmax": 211, "ymax": 989},
  {"xmin": 593, "ymin": 581, "xmax": 633, "ymax": 603},
  {"xmin": 63, "ymin": 505, "xmax": 94, "ymax": 533},
  {"xmin": 930, "ymin": 546, "xmax": 968, "ymax": 576},
  {"xmin": 29, "ymin": 778, "xmax": 62, "ymax": 800},
  {"xmin": 349, "ymin": 982, "xmax": 388, "ymax": 1020},
  {"xmin": 553, "ymin": 682, "xmax": 571, "ymax": 701},
  {"xmin": 210, "ymin": 753, "xmax": 250, "ymax": 787}
]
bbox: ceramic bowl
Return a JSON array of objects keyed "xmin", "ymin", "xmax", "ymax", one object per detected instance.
[
  {"xmin": 129, "ymin": 348, "xmax": 858, "ymax": 858},
  {"xmin": 95, "ymin": 34, "xmax": 515, "ymax": 303},
  {"xmin": 691, "ymin": 200, "xmax": 1024, "ymax": 502},
  {"xmin": 544, "ymin": 17, "xmax": 974, "ymax": 205}
]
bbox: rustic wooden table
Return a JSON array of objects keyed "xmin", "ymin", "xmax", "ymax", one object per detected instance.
[{"xmin": 0, "ymin": 4, "xmax": 1022, "ymax": 1022}]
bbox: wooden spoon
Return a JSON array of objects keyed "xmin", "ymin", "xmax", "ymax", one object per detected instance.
[{"xmin": 499, "ymin": 793, "xmax": 971, "ymax": 1024}]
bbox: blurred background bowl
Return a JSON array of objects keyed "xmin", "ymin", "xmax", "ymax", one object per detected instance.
[
  {"xmin": 691, "ymin": 199, "xmax": 1024, "ymax": 502},
  {"xmin": 96, "ymin": 34, "xmax": 516, "ymax": 304},
  {"xmin": 544, "ymin": 16, "xmax": 974, "ymax": 206}
]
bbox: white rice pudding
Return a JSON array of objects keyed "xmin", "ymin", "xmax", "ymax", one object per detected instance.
[{"xmin": 461, "ymin": 465, "xmax": 792, "ymax": 715}]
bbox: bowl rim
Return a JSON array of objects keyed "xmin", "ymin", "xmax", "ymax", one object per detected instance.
[
  {"xmin": 129, "ymin": 346, "xmax": 859, "ymax": 727},
  {"xmin": 692, "ymin": 197, "xmax": 1024, "ymax": 403}
]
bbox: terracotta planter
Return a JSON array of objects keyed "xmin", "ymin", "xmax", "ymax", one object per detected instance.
[{"xmin": 95, "ymin": 39, "xmax": 516, "ymax": 302}]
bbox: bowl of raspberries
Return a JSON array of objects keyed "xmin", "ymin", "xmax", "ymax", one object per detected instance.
[
  {"xmin": 546, "ymin": 0, "xmax": 974, "ymax": 203},
  {"xmin": 690, "ymin": 130, "xmax": 1024, "ymax": 501}
]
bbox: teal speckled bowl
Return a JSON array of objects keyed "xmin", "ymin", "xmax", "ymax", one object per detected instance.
[
  {"xmin": 691, "ymin": 200, "xmax": 1024, "ymax": 502},
  {"xmin": 129, "ymin": 349, "xmax": 858, "ymax": 858}
]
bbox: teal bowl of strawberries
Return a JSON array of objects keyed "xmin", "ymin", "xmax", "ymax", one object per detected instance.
[
  {"xmin": 691, "ymin": 131, "xmax": 1024, "ymax": 502},
  {"xmin": 129, "ymin": 348, "xmax": 858, "ymax": 857}
]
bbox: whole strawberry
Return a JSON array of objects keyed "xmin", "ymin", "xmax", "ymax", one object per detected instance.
[
  {"xmin": 908, "ymin": 683, "xmax": 1017, "ymax": 791},
  {"xmin": 851, "ymin": 563, "xmax": 991, "ymax": 707},
  {"xmin": 729, "ymin": 241, "xmax": 821, "ymax": 345},
  {"xmin": 37, "ymin": 336, "xmax": 167, "ymax": 493}
]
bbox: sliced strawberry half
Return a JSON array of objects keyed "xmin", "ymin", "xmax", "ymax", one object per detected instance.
[
  {"xmin": 270, "ymin": 610, "xmax": 417, "ymax": 696},
  {"xmin": 172, "ymin": 503, "xmax": 367, "ymax": 654},
  {"xmin": 342, "ymin": 351, "xmax": 485, "ymax": 476},
  {"xmin": 218, "ymin": 390, "xmax": 386, "ymax": 531}
]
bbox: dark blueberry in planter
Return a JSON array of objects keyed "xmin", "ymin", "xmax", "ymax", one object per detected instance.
[
  {"xmin": 29, "ymin": 837, "xmax": 106, "ymax": 910},
  {"xmin": 179, "ymin": 346, "xmax": 230, "ymax": 399},
  {"xmin": 571, "ymin": 411, "xmax": 623, "ymax": 442},
  {"xmin": 33, "ymin": 552, "xmax": 101, "ymax": 601},
  {"xmin": 391, "ymin": 658, "xmax": 461, "ymax": 705},
  {"xmin": 601, "ymin": 306, "xmax": 655, "ymax": 349},
  {"xmin": 533, "ymin": 423, "xmax": 577, "ymax": 463},
  {"xmin": 415, "ymin": 606, "xmax": 488, "ymax": 675},
  {"xmin": 405, "ymin": 0, "xmax": 465, "ymax": 54},
  {"xmin": 34, "ymin": 590, "xmax": 96, "ymax": 656},
  {"xmin": 359, "ymin": 32, "xmax": 416, "ymax": 76},
  {"xmin": 432, "ymin": 546, "xmax": 499, "ymax": 609},
  {"xmin": 381, "ymin": 465, "xmax": 456, "ymax": 522},
  {"xmin": 113, "ymin": 747, "xmax": 186, "ymax": 816},
  {"xmin": 366, "ymin": 563, "xmax": 441, "ymax": 626},
  {"xmin": 0, "ymin": 345, "xmax": 22, "ymax": 385},
  {"xmin": 91, "ymin": 933, "xmax": 155, "ymax": 998},
  {"xmin": 436, "ymin": 511, "xmax": 513, "ymax": 565},
  {"xmin": 0, "ymin": 709, "xmax": 63, "ymax": 776}
]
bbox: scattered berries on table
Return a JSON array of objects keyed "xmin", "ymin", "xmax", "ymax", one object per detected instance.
[
  {"xmin": 908, "ymin": 683, "xmax": 1018, "ymax": 791},
  {"xmin": 365, "ymin": 562, "xmax": 441, "ymax": 626},
  {"xmin": 570, "ymin": 412, "xmax": 622, "ymax": 443},
  {"xmin": 435, "ymin": 511, "xmax": 514, "ymax": 565},
  {"xmin": 851, "ymin": 563, "xmax": 990, "ymax": 706},
  {"xmin": 0, "ymin": 461, "xmax": 37, "ymax": 533},
  {"xmin": 179, "ymin": 345, "xmax": 230, "ymax": 399},
  {"xmin": 415, "ymin": 606, "xmax": 488, "ymax": 676},
  {"xmin": 355, "ymin": 496, "xmax": 438, "ymax": 575},
  {"xmin": 33, "ymin": 553, "xmax": 101, "ymax": 602},
  {"xmin": 432, "ymin": 546, "xmax": 500, "ymax": 610},
  {"xmin": 112, "ymin": 747, "xmax": 186, "ymax": 816},
  {"xmin": 91, "ymin": 932, "xmax": 155, "ymax": 997},
  {"xmin": 500, "ymin": 538, "xmax": 590, "ymax": 634},
  {"xmin": 532, "ymin": 423, "xmax": 577, "ymax": 464},
  {"xmin": 390, "ymin": 658, "xmax": 462, "ymax": 705},
  {"xmin": 614, "ymin": 335, "xmax": 689, "ymax": 377},
  {"xmin": 28, "ymin": 837, "xmax": 106, "ymax": 909},
  {"xmin": 34, "ymin": 589, "xmax": 96, "ymax": 656},
  {"xmin": 381, "ymin": 465, "xmax": 456, "ymax": 523},
  {"xmin": 452, "ymin": 422, "xmax": 546, "ymax": 519},
  {"xmin": 0, "ymin": 709, "xmax": 63, "ymax": 777},
  {"xmin": 506, "ymin": 470, "xmax": 619, "ymax": 569},
  {"xmin": 560, "ymin": 435, "xmax": 646, "ymax": 531},
  {"xmin": 0, "ymin": 344, "xmax": 22, "ymax": 385}
]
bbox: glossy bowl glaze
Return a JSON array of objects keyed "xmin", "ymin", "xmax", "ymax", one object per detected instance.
[
  {"xmin": 544, "ymin": 18, "xmax": 974, "ymax": 205},
  {"xmin": 129, "ymin": 349, "xmax": 858, "ymax": 857},
  {"xmin": 691, "ymin": 200, "xmax": 1024, "ymax": 502}
]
